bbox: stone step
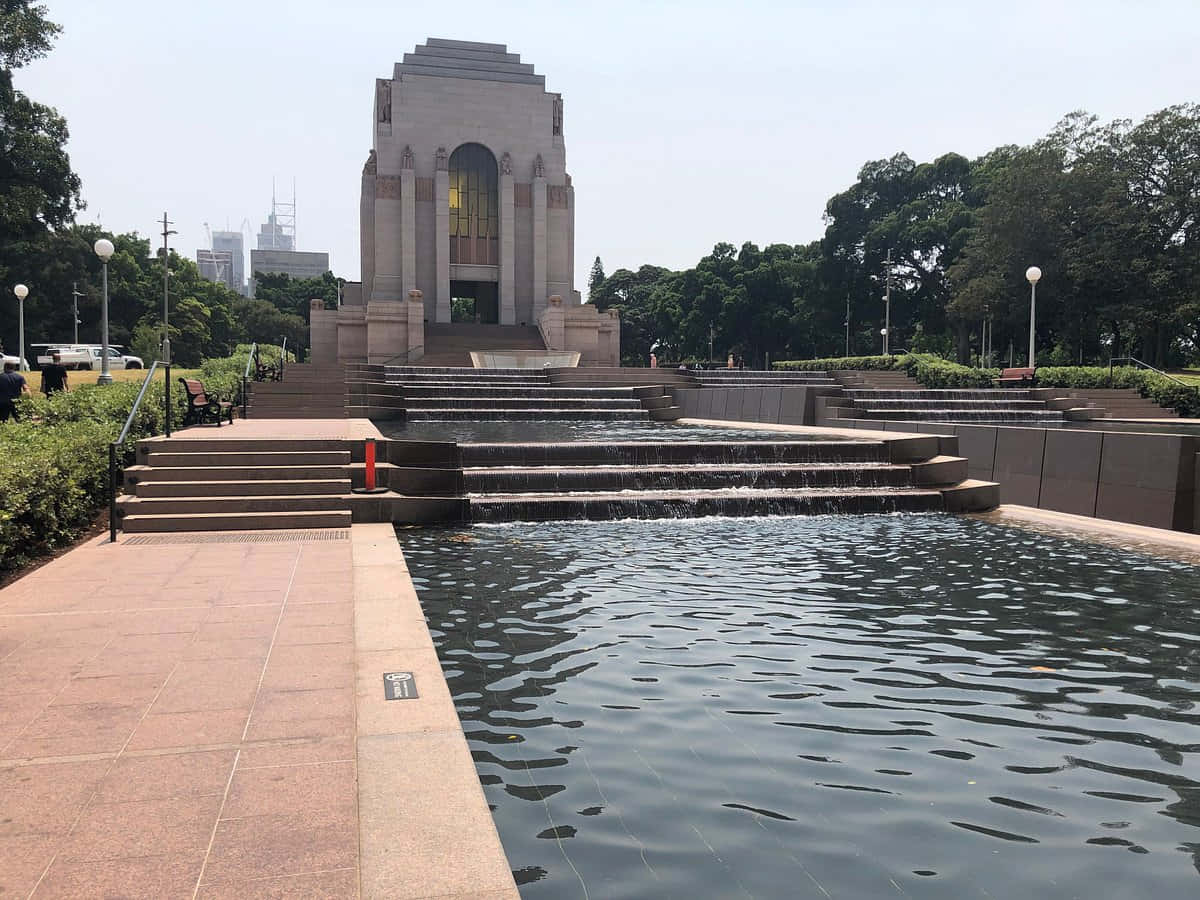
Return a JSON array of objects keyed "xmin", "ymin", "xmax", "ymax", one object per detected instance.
[
  {"xmin": 246, "ymin": 409, "xmax": 350, "ymax": 419},
  {"xmin": 144, "ymin": 451, "xmax": 351, "ymax": 467},
  {"xmin": 468, "ymin": 487, "xmax": 945, "ymax": 522},
  {"xmin": 121, "ymin": 509, "xmax": 352, "ymax": 532},
  {"xmin": 404, "ymin": 409, "xmax": 649, "ymax": 421},
  {"xmin": 124, "ymin": 464, "xmax": 350, "ymax": 483},
  {"xmin": 402, "ymin": 397, "xmax": 644, "ymax": 409},
  {"xmin": 398, "ymin": 386, "xmax": 635, "ymax": 398},
  {"xmin": 118, "ymin": 494, "xmax": 351, "ymax": 515},
  {"xmin": 134, "ymin": 478, "xmax": 352, "ymax": 497},
  {"xmin": 136, "ymin": 438, "xmax": 350, "ymax": 454}
]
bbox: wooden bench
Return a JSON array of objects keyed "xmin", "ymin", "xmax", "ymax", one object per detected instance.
[
  {"xmin": 179, "ymin": 377, "xmax": 234, "ymax": 427},
  {"xmin": 996, "ymin": 367, "xmax": 1037, "ymax": 387}
]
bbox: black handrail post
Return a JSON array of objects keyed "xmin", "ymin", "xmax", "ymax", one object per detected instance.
[
  {"xmin": 1108, "ymin": 356, "xmax": 1113, "ymax": 388},
  {"xmin": 164, "ymin": 362, "xmax": 172, "ymax": 436},
  {"xmin": 242, "ymin": 375, "xmax": 249, "ymax": 419},
  {"xmin": 109, "ymin": 442, "xmax": 118, "ymax": 543}
]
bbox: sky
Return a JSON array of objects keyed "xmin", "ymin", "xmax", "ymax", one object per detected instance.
[{"xmin": 15, "ymin": 0, "xmax": 1200, "ymax": 291}]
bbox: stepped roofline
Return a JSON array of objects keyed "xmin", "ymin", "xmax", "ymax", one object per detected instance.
[{"xmin": 394, "ymin": 38, "xmax": 546, "ymax": 87}]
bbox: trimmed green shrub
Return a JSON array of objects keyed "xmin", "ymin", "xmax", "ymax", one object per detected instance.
[
  {"xmin": 774, "ymin": 355, "xmax": 903, "ymax": 372},
  {"xmin": 0, "ymin": 348, "xmax": 270, "ymax": 574},
  {"xmin": 1034, "ymin": 366, "xmax": 1200, "ymax": 417},
  {"xmin": 773, "ymin": 353, "xmax": 997, "ymax": 388}
]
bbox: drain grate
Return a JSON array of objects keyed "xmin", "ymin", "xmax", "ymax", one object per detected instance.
[{"xmin": 123, "ymin": 529, "xmax": 350, "ymax": 545}]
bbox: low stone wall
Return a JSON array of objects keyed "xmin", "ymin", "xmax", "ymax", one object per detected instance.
[
  {"xmin": 672, "ymin": 386, "xmax": 825, "ymax": 425},
  {"xmin": 839, "ymin": 420, "xmax": 1198, "ymax": 532}
]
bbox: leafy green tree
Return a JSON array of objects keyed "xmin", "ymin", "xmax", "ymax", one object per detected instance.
[{"xmin": 232, "ymin": 297, "xmax": 306, "ymax": 352}]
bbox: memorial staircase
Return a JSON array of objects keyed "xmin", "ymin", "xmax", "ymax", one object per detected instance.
[
  {"xmin": 384, "ymin": 366, "xmax": 674, "ymax": 420},
  {"xmin": 819, "ymin": 387, "xmax": 1106, "ymax": 425},
  {"xmin": 117, "ymin": 438, "xmax": 355, "ymax": 532}
]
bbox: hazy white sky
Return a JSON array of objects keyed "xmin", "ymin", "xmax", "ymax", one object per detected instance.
[{"xmin": 16, "ymin": 0, "xmax": 1200, "ymax": 288}]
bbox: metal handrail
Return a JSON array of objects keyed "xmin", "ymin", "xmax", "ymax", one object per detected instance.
[
  {"xmin": 242, "ymin": 342, "xmax": 257, "ymax": 418},
  {"xmin": 1108, "ymin": 356, "xmax": 1194, "ymax": 388},
  {"xmin": 109, "ymin": 360, "xmax": 170, "ymax": 543},
  {"xmin": 280, "ymin": 337, "xmax": 287, "ymax": 380}
]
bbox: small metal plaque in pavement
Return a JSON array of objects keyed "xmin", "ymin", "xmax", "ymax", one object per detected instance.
[{"xmin": 383, "ymin": 671, "xmax": 418, "ymax": 700}]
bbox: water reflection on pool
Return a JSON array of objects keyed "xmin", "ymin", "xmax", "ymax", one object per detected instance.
[{"xmin": 401, "ymin": 515, "xmax": 1200, "ymax": 899}]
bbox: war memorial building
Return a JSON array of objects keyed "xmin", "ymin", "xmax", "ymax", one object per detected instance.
[{"xmin": 311, "ymin": 38, "xmax": 619, "ymax": 366}]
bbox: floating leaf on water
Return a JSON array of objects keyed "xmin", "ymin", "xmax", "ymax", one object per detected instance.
[
  {"xmin": 448, "ymin": 534, "xmax": 475, "ymax": 543},
  {"xmin": 1030, "ymin": 666, "xmax": 1056, "ymax": 672}
]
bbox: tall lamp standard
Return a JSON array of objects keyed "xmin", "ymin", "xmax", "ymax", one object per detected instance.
[
  {"xmin": 1025, "ymin": 266, "xmax": 1042, "ymax": 368},
  {"xmin": 13, "ymin": 284, "xmax": 28, "ymax": 371},
  {"xmin": 94, "ymin": 238, "xmax": 115, "ymax": 384}
]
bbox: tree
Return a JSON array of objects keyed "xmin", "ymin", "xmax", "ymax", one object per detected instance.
[
  {"xmin": 0, "ymin": 2, "xmax": 82, "ymax": 295},
  {"xmin": 587, "ymin": 256, "xmax": 605, "ymax": 302}
]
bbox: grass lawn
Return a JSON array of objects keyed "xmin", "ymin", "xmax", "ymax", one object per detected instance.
[{"xmin": 46, "ymin": 366, "xmax": 200, "ymax": 386}]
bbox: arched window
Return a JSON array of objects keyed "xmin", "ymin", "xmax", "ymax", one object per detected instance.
[{"xmin": 448, "ymin": 143, "xmax": 498, "ymax": 265}]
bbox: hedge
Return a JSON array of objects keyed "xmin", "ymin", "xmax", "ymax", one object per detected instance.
[
  {"xmin": 774, "ymin": 353, "xmax": 1200, "ymax": 414},
  {"xmin": 0, "ymin": 346, "xmax": 282, "ymax": 575}
]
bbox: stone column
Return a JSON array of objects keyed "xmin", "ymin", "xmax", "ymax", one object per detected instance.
[
  {"xmin": 434, "ymin": 149, "xmax": 450, "ymax": 323},
  {"xmin": 400, "ymin": 168, "xmax": 416, "ymax": 294},
  {"xmin": 407, "ymin": 289, "xmax": 425, "ymax": 362},
  {"xmin": 372, "ymin": 175, "xmax": 404, "ymax": 301},
  {"xmin": 499, "ymin": 168, "xmax": 515, "ymax": 325},
  {"xmin": 532, "ymin": 168, "xmax": 548, "ymax": 322}
]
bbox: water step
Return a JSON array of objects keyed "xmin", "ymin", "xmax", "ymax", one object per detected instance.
[
  {"xmin": 121, "ymin": 510, "xmax": 352, "ymax": 532},
  {"xmin": 463, "ymin": 462, "xmax": 916, "ymax": 493},
  {"xmin": 469, "ymin": 488, "xmax": 944, "ymax": 522},
  {"xmin": 459, "ymin": 440, "xmax": 890, "ymax": 466}
]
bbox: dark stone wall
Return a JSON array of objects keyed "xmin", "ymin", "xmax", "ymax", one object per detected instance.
[
  {"xmin": 843, "ymin": 420, "xmax": 1198, "ymax": 533},
  {"xmin": 673, "ymin": 387, "xmax": 816, "ymax": 425}
]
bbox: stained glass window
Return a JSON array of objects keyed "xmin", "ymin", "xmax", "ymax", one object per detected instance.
[{"xmin": 448, "ymin": 143, "xmax": 499, "ymax": 264}]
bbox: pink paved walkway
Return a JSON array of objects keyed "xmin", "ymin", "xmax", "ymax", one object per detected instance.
[{"xmin": 1, "ymin": 522, "xmax": 516, "ymax": 899}]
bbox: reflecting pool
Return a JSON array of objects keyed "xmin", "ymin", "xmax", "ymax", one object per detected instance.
[{"xmin": 401, "ymin": 515, "xmax": 1200, "ymax": 899}]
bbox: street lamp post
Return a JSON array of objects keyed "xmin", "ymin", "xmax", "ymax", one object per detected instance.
[
  {"xmin": 1025, "ymin": 266, "xmax": 1042, "ymax": 368},
  {"xmin": 94, "ymin": 238, "xmax": 114, "ymax": 384},
  {"xmin": 13, "ymin": 284, "xmax": 28, "ymax": 371}
]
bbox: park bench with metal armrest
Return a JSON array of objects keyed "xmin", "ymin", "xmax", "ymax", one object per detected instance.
[
  {"xmin": 996, "ymin": 367, "xmax": 1037, "ymax": 387},
  {"xmin": 179, "ymin": 377, "xmax": 234, "ymax": 426}
]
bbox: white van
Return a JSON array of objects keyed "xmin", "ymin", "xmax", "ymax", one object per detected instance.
[{"xmin": 37, "ymin": 345, "xmax": 143, "ymax": 371}]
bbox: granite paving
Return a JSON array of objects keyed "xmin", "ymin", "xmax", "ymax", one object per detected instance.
[{"xmin": 0, "ymin": 467, "xmax": 516, "ymax": 899}]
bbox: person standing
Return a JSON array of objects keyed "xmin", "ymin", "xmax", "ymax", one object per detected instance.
[
  {"xmin": 1, "ymin": 361, "xmax": 29, "ymax": 422},
  {"xmin": 40, "ymin": 352, "xmax": 69, "ymax": 396}
]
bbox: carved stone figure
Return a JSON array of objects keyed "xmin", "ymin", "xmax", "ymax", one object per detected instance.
[
  {"xmin": 435, "ymin": 146, "xmax": 448, "ymax": 171},
  {"xmin": 376, "ymin": 80, "xmax": 391, "ymax": 123},
  {"xmin": 401, "ymin": 145, "xmax": 414, "ymax": 169},
  {"xmin": 552, "ymin": 96, "xmax": 563, "ymax": 135},
  {"xmin": 533, "ymin": 154, "xmax": 545, "ymax": 178},
  {"xmin": 499, "ymin": 152, "xmax": 512, "ymax": 176},
  {"xmin": 362, "ymin": 149, "xmax": 377, "ymax": 176}
]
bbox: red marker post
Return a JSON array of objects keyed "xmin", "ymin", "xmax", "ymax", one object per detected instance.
[{"xmin": 353, "ymin": 437, "xmax": 388, "ymax": 494}]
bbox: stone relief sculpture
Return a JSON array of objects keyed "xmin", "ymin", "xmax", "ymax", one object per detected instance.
[
  {"xmin": 533, "ymin": 154, "xmax": 545, "ymax": 178},
  {"xmin": 435, "ymin": 146, "xmax": 448, "ymax": 170},
  {"xmin": 362, "ymin": 149, "xmax": 377, "ymax": 176},
  {"xmin": 401, "ymin": 145, "xmax": 414, "ymax": 169},
  {"xmin": 500, "ymin": 152, "xmax": 512, "ymax": 176},
  {"xmin": 552, "ymin": 96, "xmax": 563, "ymax": 135},
  {"xmin": 376, "ymin": 80, "xmax": 391, "ymax": 123}
]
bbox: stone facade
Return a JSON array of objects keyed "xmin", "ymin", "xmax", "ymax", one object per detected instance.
[{"xmin": 311, "ymin": 38, "xmax": 619, "ymax": 367}]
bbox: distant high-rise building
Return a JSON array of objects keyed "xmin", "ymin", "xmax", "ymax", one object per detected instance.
[
  {"xmin": 250, "ymin": 249, "xmax": 330, "ymax": 293},
  {"xmin": 196, "ymin": 249, "xmax": 238, "ymax": 293},
  {"xmin": 256, "ymin": 213, "xmax": 294, "ymax": 251},
  {"xmin": 211, "ymin": 230, "xmax": 246, "ymax": 294}
]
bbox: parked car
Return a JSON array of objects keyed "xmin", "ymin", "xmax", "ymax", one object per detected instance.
[
  {"xmin": 36, "ymin": 345, "xmax": 143, "ymax": 370},
  {"xmin": 2, "ymin": 351, "xmax": 29, "ymax": 370}
]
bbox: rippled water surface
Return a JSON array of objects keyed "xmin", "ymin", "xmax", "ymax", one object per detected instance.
[
  {"xmin": 378, "ymin": 420, "xmax": 846, "ymax": 443},
  {"xmin": 401, "ymin": 516, "xmax": 1200, "ymax": 899}
]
